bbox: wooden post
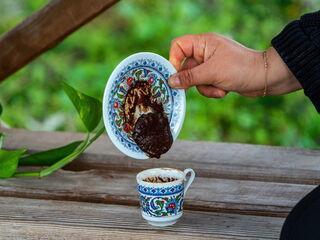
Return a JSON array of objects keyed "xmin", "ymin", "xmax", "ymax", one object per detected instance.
[{"xmin": 0, "ymin": 0, "xmax": 119, "ymax": 82}]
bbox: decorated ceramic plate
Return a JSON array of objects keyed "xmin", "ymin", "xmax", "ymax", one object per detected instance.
[{"xmin": 103, "ymin": 52, "xmax": 186, "ymax": 159}]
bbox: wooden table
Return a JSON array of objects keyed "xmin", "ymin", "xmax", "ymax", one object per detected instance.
[{"xmin": 1, "ymin": 128, "xmax": 320, "ymax": 239}]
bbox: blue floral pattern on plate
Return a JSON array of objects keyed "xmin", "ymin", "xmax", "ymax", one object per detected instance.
[{"xmin": 103, "ymin": 53, "xmax": 185, "ymax": 159}]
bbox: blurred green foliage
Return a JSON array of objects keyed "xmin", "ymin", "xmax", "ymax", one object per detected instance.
[{"xmin": 0, "ymin": 0, "xmax": 319, "ymax": 148}]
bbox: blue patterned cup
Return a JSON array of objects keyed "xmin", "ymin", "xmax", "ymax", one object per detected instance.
[{"xmin": 136, "ymin": 168, "xmax": 195, "ymax": 227}]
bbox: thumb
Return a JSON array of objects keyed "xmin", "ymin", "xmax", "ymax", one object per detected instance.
[{"xmin": 168, "ymin": 62, "xmax": 213, "ymax": 89}]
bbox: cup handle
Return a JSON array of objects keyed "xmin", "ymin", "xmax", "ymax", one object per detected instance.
[{"xmin": 183, "ymin": 168, "xmax": 195, "ymax": 196}]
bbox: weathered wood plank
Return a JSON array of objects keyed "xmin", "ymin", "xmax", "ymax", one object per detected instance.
[
  {"xmin": 0, "ymin": 169, "xmax": 313, "ymax": 217},
  {"xmin": 3, "ymin": 128, "xmax": 320, "ymax": 184},
  {"xmin": 0, "ymin": 0, "xmax": 119, "ymax": 82},
  {"xmin": 0, "ymin": 197, "xmax": 284, "ymax": 239}
]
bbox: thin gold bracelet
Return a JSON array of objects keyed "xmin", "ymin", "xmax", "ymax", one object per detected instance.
[{"xmin": 262, "ymin": 50, "xmax": 268, "ymax": 97}]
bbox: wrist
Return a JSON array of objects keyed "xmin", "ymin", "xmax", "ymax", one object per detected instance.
[{"xmin": 266, "ymin": 47, "xmax": 301, "ymax": 95}]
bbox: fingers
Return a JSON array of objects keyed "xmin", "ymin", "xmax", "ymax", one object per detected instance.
[
  {"xmin": 181, "ymin": 58, "xmax": 227, "ymax": 98},
  {"xmin": 168, "ymin": 61, "xmax": 214, "ymax": 89},
  {"xmin": 169, "ymin": 34, "xmax": 220, "ymax": 89},
  {"xmin": 196, "ymin": 85, "xmax": 228, "ymax": 98},
  {"xmin": 169, "ymin": 34, "xmax": 209, "ymax": 71},
  {"xmin": 169, "ymin": 35, "xmax": 196, "ymax": 71},
  {"xmin": 181, "ymin": 58, "xmax": 200, "ymax": 70}
]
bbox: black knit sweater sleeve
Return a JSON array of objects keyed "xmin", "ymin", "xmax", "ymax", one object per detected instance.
[{"xmin": 271, "ymin": 11, "xmax": 320, "ymax": 112}]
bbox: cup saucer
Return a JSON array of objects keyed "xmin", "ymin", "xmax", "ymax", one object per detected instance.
[{"xmin": 102, "ymin": 52, "xmax": 186, "ymax": 159}]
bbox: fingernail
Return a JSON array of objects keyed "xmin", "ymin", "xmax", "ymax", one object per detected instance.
[{"xmin": 169, "ymin": 75, "xmax": 181, "ymax": 88}]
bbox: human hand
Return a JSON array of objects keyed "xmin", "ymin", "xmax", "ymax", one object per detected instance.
[{"xmin": 168, "ymin": 33, "xmax": 301, "ymax": 97}]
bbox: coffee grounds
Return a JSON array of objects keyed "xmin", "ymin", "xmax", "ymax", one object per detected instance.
[
  {"xmin": 143, "ymin": 176, "xmax": 178, "ymax": 183},
  {"xmin": 132, "ymin": 112, "xmax": 173, "ymax": 158},
  {"xmin": 123, "ymin": 80, "xmax": 173, "ymax": 158}
]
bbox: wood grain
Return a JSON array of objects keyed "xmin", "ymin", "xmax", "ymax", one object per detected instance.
[
  {"xmin": 0, "ymin": 197, "xmax": 284, "ymax": 239},
  {"xmin": 3, "ymin": 128, "xmax": 320, "ymax": 185},
  {"xmin": 0, "ymin": 0, "xmax": 119, "ymax": 82},
  {"xmin": 0, "ymin": 169, "xmax": 314, "ymax": 217}
]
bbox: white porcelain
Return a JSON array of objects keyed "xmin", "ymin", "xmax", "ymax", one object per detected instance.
[
  {"xmin": 102, "ymin": 52, "xmax": 186, "ymax": 159},
  {"xmin": 136, "ymin": 168, "xmax": 195, "ymax": 227}
]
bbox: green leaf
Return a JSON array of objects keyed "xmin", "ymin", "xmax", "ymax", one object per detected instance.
[
  {"xmin": 156, "ymin": 200, "xmax": 164, "ymax": 210},
  {"xmin": 19, "ymin": 141, "xmax": 82, "ymax": 166},
  {"xmin": 0, "ymin": 134, "xmax": 4, "ymax": 149},
  {"xmin": 62, "ymin": 81, "xmax": 102, "ymax": 132},
  {"xmin": 154, "ymin": 210, "xmax": 162, "ymax": 216},
  {"xmin": 117, "ymin": 92, "xmax": 124, "ymax": 99},
  {"xmin": 0, "ymin": 102, "xmax": 2, "ymax": 117},
  {"xmin": 134, "ymin": 69, "xmax": 143, "ymax": 80},
  {"xmin": 152, "ymin": 86, "xmax": 159, "ymax": 95},
  {"xmin": 0, "ymin": 149, "xmax": 26, "ymax": 178},
  {"xmin": 14, "ymin": 125, "xmax": 105, "ymax": 178},
  {"xmin": 176, "ymin": 194, "xmax": 181, "ymax": 201}
]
